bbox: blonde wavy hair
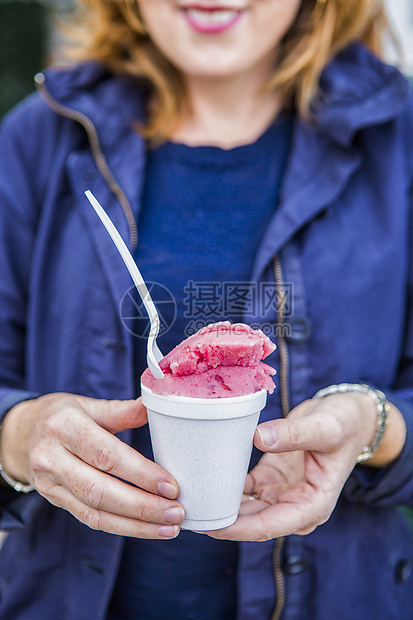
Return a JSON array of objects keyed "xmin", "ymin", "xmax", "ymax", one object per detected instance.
[{"xmin": 62, "ymin": 0, "xmax": 391, "ymax": 141}]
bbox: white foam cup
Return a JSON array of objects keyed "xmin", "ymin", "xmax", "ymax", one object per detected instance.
[{"xmin": 141, "ymin": 384, "xmax": 267, "ymax": 531}]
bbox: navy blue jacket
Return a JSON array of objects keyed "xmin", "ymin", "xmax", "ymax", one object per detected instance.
[{"xmin": 1, "ymin": 43, "xmax": 413, "ymax": 619}]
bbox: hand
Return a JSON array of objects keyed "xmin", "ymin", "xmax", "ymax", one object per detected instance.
[
  {"xmin": 0, "ymin": 393, "xmax": 185, "ymax": 538},
  {"xmin": 206, "ymin": 392, "xmax": 404, "ymax": 542}
]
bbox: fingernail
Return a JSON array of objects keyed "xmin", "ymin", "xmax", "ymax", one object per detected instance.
[
  {"xmin": 158, "ymin": 525, "xmax": 179, "ymax": 538},
  {"xmin": 157, "ymin": 481, "xmax": 178, "ymax": 499},
  {"xmin": 164, "ymin": 506, "xmax": 185, "ymax": 524},
  {"xmin": 257, "ymin": 424, "xmax": 278, "ymax": 448}
]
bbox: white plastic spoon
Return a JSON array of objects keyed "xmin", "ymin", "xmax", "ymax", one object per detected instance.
[{"xmin": 85, "ymin": 190, "xmax": 164, "ymax": 379}]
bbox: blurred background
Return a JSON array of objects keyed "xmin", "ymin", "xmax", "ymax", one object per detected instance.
[
  {"xmin": 0, "ymin": 0, "xmax": 413, "ymax": 544},
  {"xmin": 0, "ymin": 0, "xmax": 413, "ymax": 117},
  {"xmin": 0, "ymin": 0, "xmax": 72, "ymax": 117}
]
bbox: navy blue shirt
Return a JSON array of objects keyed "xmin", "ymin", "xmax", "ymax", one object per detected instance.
[{"xmin": 108, "ymin": 114, "xmax": 292, "ymax": 620}]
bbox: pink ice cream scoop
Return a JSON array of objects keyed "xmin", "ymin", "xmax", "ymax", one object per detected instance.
[{"xmin": 141, "ymin": 321, "xmax": 276, "ymax": 398}]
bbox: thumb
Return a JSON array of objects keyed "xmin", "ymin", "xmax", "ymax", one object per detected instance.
[
  {"xmin": 254, "ymin": 414, "xmax": 342, "ymax": 454},
  {"xmin": 73, "ymin": 395, "xmax": 148, "ymax": 434}
]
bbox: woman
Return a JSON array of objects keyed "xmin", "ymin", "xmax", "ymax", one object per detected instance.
[{"xmin": 0, "ymin": 0, "xmax": 412, "ymax": 618}]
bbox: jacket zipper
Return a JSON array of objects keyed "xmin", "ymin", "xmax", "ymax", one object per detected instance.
[
  {"xmin": 270, "ymin": 255, "xmax": 291, "ymax": 620},
  {"xmin": 34, "ymin": 72, "xmax": 138, "ymax": 251},
  {"xmin": 273, "ymin": 255, "xmax": 291, "ymax": 418}
]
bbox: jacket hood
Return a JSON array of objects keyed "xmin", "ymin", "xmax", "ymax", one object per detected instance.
[
  {"xmin": 37, "ymin": 62, "xmax": 148, "ymax": 151},
  {"xmin": 315, "ymin": 43, "xmax": 410, "ymax": 144},
  {"xmin": 39, "ymin": 42, "xmax": 411, "ymax": 147}
]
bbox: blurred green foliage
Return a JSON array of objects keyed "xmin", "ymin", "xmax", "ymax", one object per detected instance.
[{"xmin": 0, "ymin": 0, "xmax": 48, "ymax": 117}]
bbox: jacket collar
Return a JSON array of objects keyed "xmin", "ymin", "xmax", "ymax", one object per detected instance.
[
  {"xmin": 41, "ymin": 42, "xmax": 409, "ymax": 159},
  {"xmin": 41, "ymin": 43, "xmax": 411, "ymax": 286},
  {"xmin": 39, "ymin": 64, "xmax": 150, "ymax": 325},
  {"xmin": 42, "ymin": 61, "xmax": 148, "ymax": 139},
  {"xmin": 41, "ymin": 62, "xmax": 148, "ymax": 227},
  {"xmin": 250, "ymin": 43, "xmax": 411, "ymax": 279}
]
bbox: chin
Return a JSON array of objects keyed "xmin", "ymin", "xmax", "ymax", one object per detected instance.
[
  {"xmin": 175, "ymin": 55, "xmax": 248, "ymax": 80},
  {"xmin": 186, "ymin": 67, "xmax": 242, "ymax": 79}
]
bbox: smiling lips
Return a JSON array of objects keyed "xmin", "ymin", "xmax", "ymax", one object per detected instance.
[{"xmin": 182, "ymin": 5, "xmax": 245, "ymax": 33}]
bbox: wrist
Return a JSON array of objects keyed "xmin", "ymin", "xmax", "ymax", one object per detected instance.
[
  {"xmin": 313, "ymin": 384, "xmax": 406, "ymax": 468},
  {"xmin": 0, "ymin": 400, "xmax": 34, "ymax": 487}
]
